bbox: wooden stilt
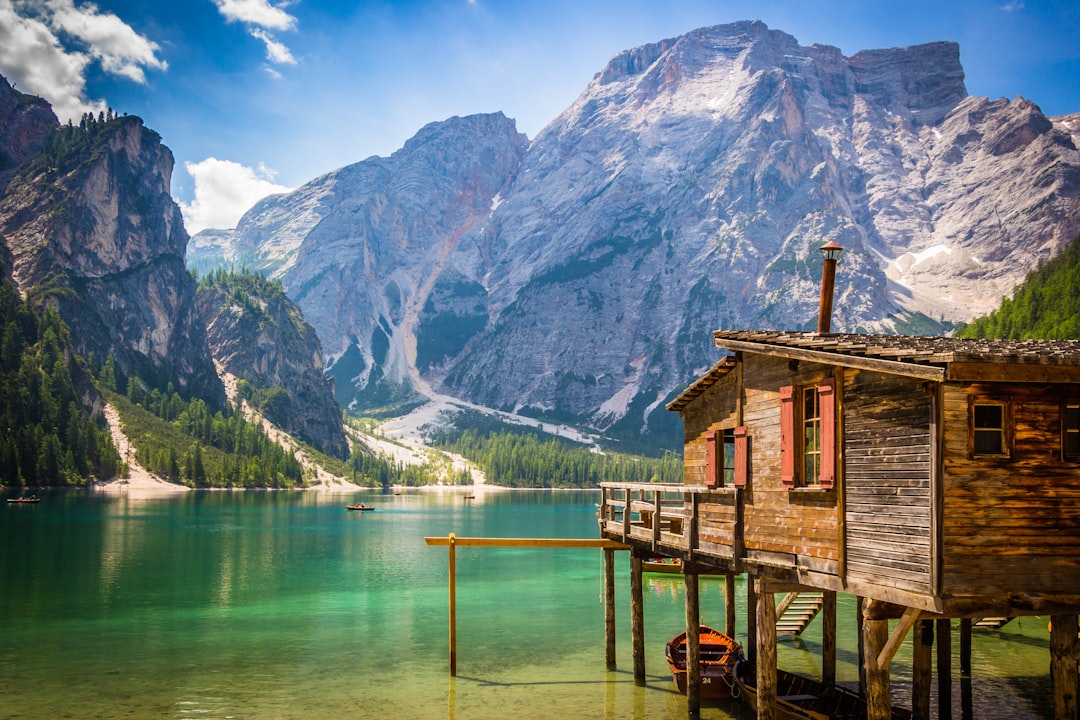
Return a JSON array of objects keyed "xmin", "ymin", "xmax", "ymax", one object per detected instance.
[
  {"xmin": 754, "ymin": 577, "xmax": 777, "ymax": 720},
  {"xmin": 856, "ymin": 596, "xmax": 865, "ymax": 696},
  {"xmin": 1050, "ymin": 613, "xmax": 1079, "ymax": 720},
  {"xmin": 685, "ymin": 565, "xmax": 701, "ymax": 717},
  {"xmin": 725, "ymin": 572, "xmax": 737, "ymax": 639},
  {"xmin": 862, "ymin": 599, "xmax": 891, "ymax": 720},
  {"xmin": 912, "ymin": 619, "xmax": 933, "ymax": 720},
  {"xmin": 747, "ymin": 575, "xmax": 758, "ymax": 664},
  {"xmin": 630, "ymin": 551, "xmax": 646, "ymax": 685},
  {"xmin": 822, "ymin": 591, "xmax": 837, "ymax": 688},
  {"xmin": 604, "ymin": 547, "xmax": 616, "ymax": 669},
  {"xmin": 959, "ymin": 618, "xmax": 972, "ymax": 676},
  {"xmin": 937, "ymin": 618, "xmax": 952, "ymax": 720},
  {"xmin": 448, "ymin": 533, "xmax": 457, "ymax": 677}
]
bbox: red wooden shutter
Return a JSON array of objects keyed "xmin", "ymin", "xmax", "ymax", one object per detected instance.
[
  {"xmin": 733, "ymin": 425, "xmax": 749, "ymax": 488},
  {"xmin": 780, "ymin": 386, "xmax": 795, "ymax": 487},
  {"xmin": 818, "ymin": 377, "xmax": 836, "ymax": 489},
  {"xmin": 705, "ymin": 429, "xmax": 718, "ymax": 488}
]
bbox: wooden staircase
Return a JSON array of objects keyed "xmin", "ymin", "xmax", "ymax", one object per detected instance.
[
  {"xmin": 776, "ymin": 592, "xmax": 825, "ymax": 636},
  {"xmin": 973, "ymin": 616, "xmax": 1014, "ymax": 630}
]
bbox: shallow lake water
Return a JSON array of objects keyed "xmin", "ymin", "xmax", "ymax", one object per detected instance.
[{"xmin": 0, "ymin": 489, "xmax": 1054, "ymax": 719}]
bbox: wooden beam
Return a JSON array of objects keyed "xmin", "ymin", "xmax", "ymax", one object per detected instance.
[
  {"xmin": 425, "ymin": 536, "xmax": 630, "ymax": 548},
  {"xmin": 876, "ymin": 607, "xmax": 921, "ymax": 669},
  {"xmin": 449, "ymin": 533, "xmax": 457, "ymax": 677},
  {"xmin": 822, "ymin": 591, "xmax": 837, "ymax": 688},
  {"xmin": 755, "ymin": 577, "xmax": 778, "ymax": 720},
  {"xmin": 713, "ymin": 338, "xmax": 947, "ymax": 381},
  {"xmin": 862, "ymin": 599, "xmax": 892, "ymax": 720},
  {"xmin": 937, "ymin": 618, "xmax": 952, "ymax": 720},
  {"xmin": 912, "ymin": 619, "xmax": 933, "ymax": 720},
  {"xmin": 959, "ymin": 619, "xmax": 972, "ymax": 676},
  {"xmin": 725, "ymin": 573, "xmax": 737, "ymax": 639}
]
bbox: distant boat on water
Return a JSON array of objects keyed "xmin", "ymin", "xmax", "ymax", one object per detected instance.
[
  {"xmin": 345, "ymin": 503, "xmax": 375, "ymax": 511},
  {"xmin": 7, "ymin": 496, "xmax": 40, "ymax": 504}
]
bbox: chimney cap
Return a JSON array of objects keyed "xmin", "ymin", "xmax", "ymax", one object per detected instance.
[{"xmin": 819, "ymin": 240, "xmax": 844, "ymax": 260}]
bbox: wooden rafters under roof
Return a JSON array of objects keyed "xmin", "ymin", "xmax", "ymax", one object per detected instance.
[{"xmin": 666, "ymin": 356, "xmax": 736, "ymax": 412}]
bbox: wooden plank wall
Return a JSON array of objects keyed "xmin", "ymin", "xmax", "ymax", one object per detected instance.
[
  {"xmin": 740, "ymin": 356, "xmax": 840, "ymax": 568},
  {"xmin": 843, "ymin": 370, "xmax": 934, "ymax": 595},
  {"xmin": 942, "ymin": 382, "xmax": 1080, "ymax": 597}
]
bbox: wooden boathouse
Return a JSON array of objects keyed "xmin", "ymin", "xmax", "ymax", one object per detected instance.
[{"xmin": 599, "ymin": 330, "xmax": 1080, "ymax": 719}]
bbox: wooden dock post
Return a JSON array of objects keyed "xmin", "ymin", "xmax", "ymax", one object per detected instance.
[
  {"xmin": 862, "ymin": 599, "xmax": 891, "ymax": 720},
  {"xmin": 604, "ymin": 547, "xmax": 616, "ymax": 669},
  {"xmin": 912, "ymin": 619, "xmax": 933, "ymax": 720},
  {"xmin": 754, "ymin": 577, "xmax": 778, "ymax": 720},
  {"xmin": 936, "ymin": 618, "xmax": 952, "ymax": 720},
  {"xmin": 724, "ymin": 573, "xmax": 736, "ymax": 639},
  {"xmin": 630, "ymin": 551, "xmax": 646, "ymax": 684},
  {"xmin": 959, "ymin": 618, "xmax": 972, "ymax": 675},
  {"xmin": 1050, "ymin": 614, "xmax": 1079, "ymax": 720},
  {"xmin": 685, "ymin": 565, "xmax": 701, "ymax": 717},
  {"xmin": 822, "ymin": 590, "xmax": 837, "ymax": 688},
  {"xmin": 746, "ymin": 576, "xmax": 758, "ymax": 663},
  {"xmin": 448, "ymin": 532, "xmax": 457, "ymax": 677}
]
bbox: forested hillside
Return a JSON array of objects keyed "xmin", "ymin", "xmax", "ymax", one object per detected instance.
[
  {"xmin": 0, "ymin": 271, "xmax": 122, "ymax": 486},
  {"xmin": 957, "ymin": 235, "xmax": 1080, "ymax": 339}
]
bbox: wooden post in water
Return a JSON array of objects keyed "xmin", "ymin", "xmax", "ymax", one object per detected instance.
[
  {"xmin": 822, "ymin": 591, "xmax": 837, "ymax": 688},
  {"xmin": 754, "ymin": 577, "xmax": 778, "ymax": 720},
  {"xmin": 936, "ymin": 618, "xmax": 952, "ymax": 720},
  {"xmin": 604, "ymin": 547, "xmax": 616, "ymax": 669},
  {"xmin": 912, "ymin": 619, "xmax": 933, "ymax": 720},
  {"xmin": 685, "ymin": 565, "xmax": 701, "ymax": 717},
  {"xmin": 448, "ymin": 533, "xmax": 457, "ymax": 677},
  {"xmin": 862, "ymin": 599, "xmax": 891, "ymax": 720},
  {"xmin": 1050, "ymin": 614, "xmax": 1079, "ymax": 720},
  {"xmin": 630, "ymin": 551, "xmax": 646, "ymax": 684},
  {"xmin": 959, "ymin": 618, "xmax": 972, "ymax": 676},
  {"xmin": 724, "ymin": 573, "xmax": 736, "ymax": 638},
  {"xmin": 746, "ymin": 576, "xmax": 758, "ymax": 664}
]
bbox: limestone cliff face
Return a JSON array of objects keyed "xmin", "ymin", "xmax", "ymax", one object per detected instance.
[
  {"xmin": 0, "ymin": 78, "xmax": 55, "ymax": 192},
  {"xmin": 189, "ymin": 22, "xmax": 1080, "ymax": 445},
  {"xmin": 0, "ymin": 91, "xmax": 224, "ymax": 403},
  {"xmin": 197, "ymin": 273, "xmax": 348, "ymax": 459}
]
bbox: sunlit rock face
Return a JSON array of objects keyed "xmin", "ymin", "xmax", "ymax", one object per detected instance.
[
  {"xmin": 0, "ymin": 82, "xmax": 224, "ymax": 403},
  {"xmin": 191, "ymin": 22, "xmax": 1080, "ymax": 445}
]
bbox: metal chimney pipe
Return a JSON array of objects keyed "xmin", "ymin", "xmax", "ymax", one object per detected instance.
[{"xmin": 817, "ymin": 241, "xmax": 843, "ymax": 334}]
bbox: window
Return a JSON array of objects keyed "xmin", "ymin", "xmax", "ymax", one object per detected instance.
[
  {"xmin": 971, "ymin": 400, "xmax": 1008, "ymax": 457},
  {"xmin": 705, "ymin": 426, "xmax": 749, "ymax": 488},
  {"xmin": 1064, "ymin": 403, "xmax": 1080, "ymax": 460},
  {"xmin": 780, "ymin": 378, "xmax": 836, "ymax": 489}
]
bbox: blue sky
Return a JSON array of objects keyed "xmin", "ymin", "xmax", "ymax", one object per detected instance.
[{"xmin": 1, "ymin": 0, "xmax": 1078, "ymax": 234}]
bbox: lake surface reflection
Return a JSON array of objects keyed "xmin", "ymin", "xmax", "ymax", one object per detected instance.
[{"xmin": 0, "ymin": 489, "xmax": 1053, "ymax": 719}]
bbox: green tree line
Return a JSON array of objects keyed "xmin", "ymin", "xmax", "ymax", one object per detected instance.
[
  {"xmin": 957, "ymin": 234, "xmax": 1080, "ymax": 340},
  {"xmin": 1, "ymin": 276, "xmax": 123, "ymax": 487},
  {"xmin": 428, "ymin": 426, "xmax": 681, "ymax": 488}
]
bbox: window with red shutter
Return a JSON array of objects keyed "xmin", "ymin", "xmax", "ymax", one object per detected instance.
[
  {"xmin": 733, "ymin": 425, "xmax": 749, "ymax": 488},
  {"xmin": 780, "ymin": 386, "xmax": 795, "ymax": 487},
  {"xmin": 817, "ymin": 378, "xmax": 836, "ymax": 488}
]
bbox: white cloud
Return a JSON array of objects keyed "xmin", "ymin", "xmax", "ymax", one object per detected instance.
[
  {"xmin": 210, "ymin": 0, "xmax": 298, "ymax": 68},
  {"xmin": 179, "ymin": 158, "xmax": 292, "ymax": 234},
  {"xmin": 251, "ymin": 27, "xmax": 296, "ymax": 65},
  {"xmin": 0, "ymin": 0, "xmax": 165, "ymax": 122},
  {"xmin": 211, "ymin": 0, "xmax": 296, "ymax": 31}
]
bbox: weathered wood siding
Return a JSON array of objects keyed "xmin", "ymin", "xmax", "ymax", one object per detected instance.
[
  {"xmin": 682, "ymin": 369, "xmax": 740, "ymax": 552},
  {"xmin": 740, "ymin": 356, "xmax": 840, "ymax": 570},
  {"xmin": 941, "ymin": 382, "xmax": 1080, "ymax": 598},
  {"xmin": 843, "ymin": 370, "xmax": 934, "ymax": 595}
]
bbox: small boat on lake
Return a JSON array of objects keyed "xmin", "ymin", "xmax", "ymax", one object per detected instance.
[
  {"xmin": 734, "ymin": 661, "xmax": 911, "ymax": 720},
  {"xmin": 644, "ymin": 557, "xmax": 683, "ymax": 574},
  {"xmin": 345, "ymin": 503, "xmax": 375, "ymax": 511},
  {"xmin": 665, "ymin": 625, "xmax": 743, "ymax": 699},
  {"xmin": 7, "ymin": 496, "xmax": 40, "ymax": 504}
]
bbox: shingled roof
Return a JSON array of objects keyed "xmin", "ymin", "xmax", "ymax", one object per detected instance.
[{"xmin": 667, "ymin": 332, "xmax": 1080, "ymax": 413}]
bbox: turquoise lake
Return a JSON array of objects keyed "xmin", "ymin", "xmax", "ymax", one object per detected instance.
[{"xmin": 0, "ymin": 489, "xmax": 1055, "ymax": 719}]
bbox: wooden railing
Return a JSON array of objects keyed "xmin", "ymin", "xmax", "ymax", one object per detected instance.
[{"xmin": 598, "ymin": 482, "xmax": 740, "ymax": 562}]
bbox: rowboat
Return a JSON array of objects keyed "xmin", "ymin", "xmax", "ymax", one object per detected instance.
[
  {"xmin": 734, "ymin": 661, "xmax": 912, "ymax": 720},
  {"xmin": 6, "ymin": 496, "xmax": 40, "ymax": 504},
  {"xmin": 665, "ymin": 625, "xmax": 743, "ymax": 699},
  {"xmin": 345, "ymin": 503, "xmax": 375, "ymax": 511},
  {"xmin": 644, "ymin": 557, "xmax": 683, "ymax": 574}
]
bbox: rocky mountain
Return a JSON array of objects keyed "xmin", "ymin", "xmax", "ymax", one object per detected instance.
[
  {"xmin": 196, "ymin": 270, "xmax": 348, "ymax": 458},
  {"xmin": 0, "ymin": 97, "xmax": 225, "ymax": 404},
  {"xmin": 190, "ymin": 21, "xmax": 1080, "ymax": 449}
]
